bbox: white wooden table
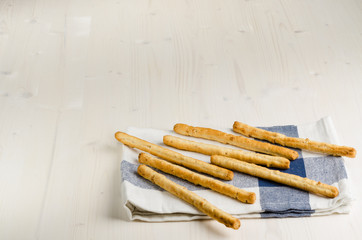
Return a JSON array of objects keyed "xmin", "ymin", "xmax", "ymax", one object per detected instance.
[{"xmin": 1, "ymin": 0, "xmax": 361, "ymax": 239}]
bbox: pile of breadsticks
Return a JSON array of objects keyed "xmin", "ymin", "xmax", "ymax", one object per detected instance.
[{"xmin": 115, "ymin": 121, "xmax": 356, "ymax": 230}]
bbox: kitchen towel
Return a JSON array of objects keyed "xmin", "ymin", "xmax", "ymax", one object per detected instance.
[{"xmin": 119, "ymin": 117, "xmax": 352, "ymax": 221}]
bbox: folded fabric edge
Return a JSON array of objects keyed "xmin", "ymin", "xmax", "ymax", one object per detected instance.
[
  {"xmin": 122, "ymin": 197, "xmax": 351, "ymax": 221},
  {"xmin": 120, "ymin": 182, "xmax": 352, "ymax": 222}
]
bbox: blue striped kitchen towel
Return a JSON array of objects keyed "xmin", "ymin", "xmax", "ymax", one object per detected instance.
[{"xmin": 119, "ymin": 117, "xmax": 352, "ymax": 221}]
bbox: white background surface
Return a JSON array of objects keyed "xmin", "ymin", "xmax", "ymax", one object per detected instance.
[{"xmin": 0, "ymin": 0, "xmax": 361, "ymax": 239}]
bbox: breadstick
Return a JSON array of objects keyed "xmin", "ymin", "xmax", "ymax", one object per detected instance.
[
  {"xmin": 210, "ymin": 155, "xmax": 339, "ymax": 198},
  {"xmin": 163, "ymin": 135, "xmax": 290, "ymax": 169},
  {"xmin": 173, "ymin": 123, "xmax": 298, "ymax": 160},
  {"xmin": 115, "ymin": 132, "xmax": 233, "ymax": 180},
  {"xmin": 137, "ymin": 164, "xmax": 241, "ymax": 229},
  {"xmin": 139, "ymin": 152, "xmax": 256, "ymax": 204},
  {"xmin": 233, "ymin": 121, "xmax": 356, "ymax": 158}
]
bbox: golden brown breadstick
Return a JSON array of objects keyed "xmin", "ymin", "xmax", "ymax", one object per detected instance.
[
  {"xmin": 115, "ymin": 132, "xmax": 233, "ymax": 180},
  {"xmin": 233, "ymin": 121, "xmax": 356, "ymax": 158},
  {"xmin": 163, "ymin": 135, "xmax": 290, "ymax": 169},
  {"xmin": 210, "ymin": 155, "xmax": 339, "ymax": 198},
  {"xmin": 173, "ymin": 123, "xmax": 298, "ymax": 160},
  {"xmin": 137, "ymin": 164, "xmax": 241, "ymax": 229},
  {"xmin": 139, "ymin": 152, "xmax": 256, "ymax": 204}
]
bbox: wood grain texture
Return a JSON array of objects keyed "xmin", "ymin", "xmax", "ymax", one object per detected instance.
[{"xmin": 0, "ymin": 0, "xmax": 362, "ymax": 239}]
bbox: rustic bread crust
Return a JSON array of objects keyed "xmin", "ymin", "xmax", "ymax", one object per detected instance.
[
  {"xmin": 210, "ymin": 155, "xmax": 339, "ymax": 198},
  {"xmin": 163, "ymin": 135, "xmax": 290, "ymax": 169},
  {"xmin": 233, "ymin": 121, "xmax": 356, "ymax": 158},
  {"xmin": 115, "ymin": 131, "xmax": 233, "ymax": 180},
  {"xmin": 173, "ymin": 123, "xmax": 298, "ymax": 160},
  {"xmin": 139, "ymin": 152, "xmax": 256, "ymax": 203},
  {"xmin": 137, "ymin": 164, "xmax": 241, "ymax": 229}
]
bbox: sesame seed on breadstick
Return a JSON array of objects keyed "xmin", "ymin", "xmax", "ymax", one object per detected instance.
[
  {"xmin": 233, "ymin": 121, "xmax": 356, "ymax": 158},
  {"xmin": 139, "ymin": 152, "xmax": 256, "ymax": 204},
  {"xmin": 173, "ymin": 123, "xmax": 298, "ymax": 160},
  {"xmin": 210, "ymin": 155, "xmax": 339, "ymax": 198},
  {"xmin": 115, "ymin": 132, "xmax": 233, "ymax": 180},
  {"xmin": 137, "ymin": 164, "xmax": 241, "ymax": 229}
]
